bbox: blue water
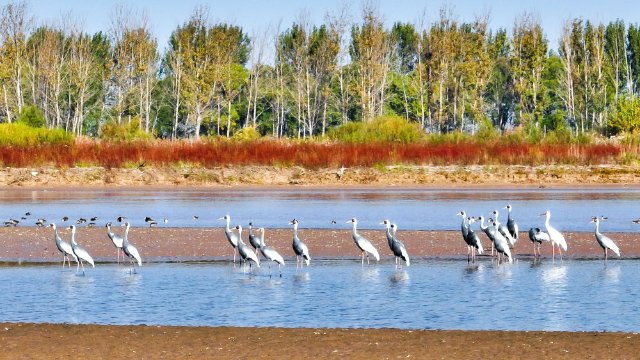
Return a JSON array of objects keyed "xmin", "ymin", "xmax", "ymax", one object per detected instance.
[
  {"xmin": 1, "ymin": 260, "xmax": 638, "ymax": 332},
  {"xmin": 1, "ymin": 187, "xmax": 640, "ymax": 232}
]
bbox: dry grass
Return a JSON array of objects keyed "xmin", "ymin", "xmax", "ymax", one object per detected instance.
[{"xmin": 0, "ymin": 139, "xmax": 630, "ymax": 168}]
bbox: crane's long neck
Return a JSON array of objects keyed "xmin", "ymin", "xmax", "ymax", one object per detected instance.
[
  {"xmin": 70, "ymin": 229, "xmax": 77, "ymax": 246},
  {"xmin": 479, "ymin": 218, "xmax": 487, "ymax": 231},
  {"xmin": 225, "ymin": 218, "xmax": 232, "ymax": 232},
  {"xmin": 351, "ymin": 223, "xmax": 358, "ymax": 237},
  {"xmin": 107, "ymin": 224, "xmax": 115, "ymax": 238},
  {"xmin": 292, "ymin": 223, "xmax": 299, "ymax": 237},
  {"xmin": 594, "ymin": 220, "xmax": 601, "ymax": 235},
  {"xmin": 507, "ymin": 208, "xmax": 513, "ymax": 221},
  {"xmin": 53, "ymin": 227, "xmax": 61, "ymax": 244},
  {"xmin": 544, "ymin": 214, "xmax": 551, "ymax": 228},
  {"xmin": 385, "ymin": 226, "xmax": 393, "ymax": 246},
  {"xmin": 260, "ymin": 231, "xmax": 265, "ymax": 247},
  {"xmin": 123, "ymin": 226, "xmax": 130, "ymax": 247}
]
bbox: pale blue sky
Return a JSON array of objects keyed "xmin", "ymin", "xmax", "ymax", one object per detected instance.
[{"xmin": 27, "ymin": 0, "xmax": 640, "ymax": 52}]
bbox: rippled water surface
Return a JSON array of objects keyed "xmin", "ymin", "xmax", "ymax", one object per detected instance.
[
  {"xmin": 1, "ymin": 260, "xmax": 638, "ymax": 331},
  {"xmin": 1, "ymin": 187, "xmax": 640, "ymax": 231}
]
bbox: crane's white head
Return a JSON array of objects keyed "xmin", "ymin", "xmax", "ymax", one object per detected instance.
[
  {"xmin": 590, "ymin": 216, "xmax": 599, "ymax": 224},
  {"xmin": 492, "ymin": 209, "xmax": 499, "ymax": 216},
  {"xmin": 390, "ymin": 223, "xmax": 397, "ymax": 230},
  {"xmin": 540, "ymin": 210, "xmax": 551, "ymax": 218},
  {"xmin": 235, "ymin": 225, "xmax": 243, "ymax": 232},
  {"xmin": 49, "ymin": 223, "xmax": 56, "ymax": 229},
  {"xmin": 505, "ymin": 204, "xmax": 512, "ymax": 211},
  {"xmin": 456, "ymin": 211, "xmax": 466, "ymax": 217},
  {"xmin": 381, "ymin": 219, "xmax": 391, "ymax": 227},
  {"xmin": 468, "ymin": 216, "xmax": 476, "ymax": 223},
  {"xmin": 347, "ymin": 218, "xmax": 358, "ymax": 225},
  {"xmin": 219, "ymin": 215, "xmax": 230, "ymax": 221},
  {"xmin": 290, "ymin": 218, "xmax": 298, "ymax": 225},
  {"xmin": 67, "ymin": 225, "xmax": 76, "ymax": 231}
]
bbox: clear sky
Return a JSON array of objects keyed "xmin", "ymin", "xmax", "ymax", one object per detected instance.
[{"xmin": 27, "ymin": 0, "xmax": 640, "ymax": 51}]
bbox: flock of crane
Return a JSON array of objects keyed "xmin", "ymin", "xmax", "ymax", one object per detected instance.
[
  {"xmin": 5, "ymin": 203, "xmax": 624, "ymax": 276},
  {"xmin": 457, "ymin": 205, "xmax": 621, "ymax": 264}
]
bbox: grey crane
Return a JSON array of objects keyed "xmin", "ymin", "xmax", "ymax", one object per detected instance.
[
  {"xmin": 106, "ymin": 222, "xmax": 124, "ymax": 263},
  {"xmin": 50, "ymin": 223, "xmax": 77, "ymax": 269},
  {"xmin": 488, "ymin": 218, "xmax": 513, "ymax": 263},
  {"xmin": 381, "ymin": 220, "xmax": 410, "ymax": 267},
  {"xmin": 257, "ymin": 228, "xmax": 285, "ymax": 277},
  {"xmin": 528, "ymin": 227, "xmax": 550, "ymax": 258},
  {"xmin": 456, "ymin": 211, "xmax": 478, "ymax": 261},
  {"xmin": 248, "ymin": 222, "xmax": 262, "ymax": 256},
  {"xmin": 347, "ymin": 218, "xmax": 380, "ymax": 265},
  {"xmin": 121, "ymin": 222, "xmax": 142, "ymax": 273},
  {"xmin": 219, "ymin": 215, "xmax": 239, "ymax": 262},
  {"xmin": 505, "ymin": 205, "xmax": 519, "ymax": 243},
  {"xmin": 68, "ymin": 225, "xmax": 94, "ymax": 275},
  {"xmin": 590, "ymin": 216, "xmax": 620, "ymax": 261},
  {"xmin": 466, "ymin": 217, "xmax": 484, "ymax": 262},
  {"xmin": 290, "ymin": 219, "xmax": 310, "ymax": 267}
]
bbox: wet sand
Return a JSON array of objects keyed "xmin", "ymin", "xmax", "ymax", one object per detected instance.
[
  {"xmin": 0, "ymin": 323, "xmax": 637, "ymax": 359},
  {"xmin": 0, "ymin": 226, "xmax": 637, "ymax": 263}
]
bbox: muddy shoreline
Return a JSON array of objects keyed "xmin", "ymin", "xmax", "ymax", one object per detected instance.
[
  {"xmin": 3, "ymin": 164, "xmax": 640, "ymax": 187},
  {"xmin": 1, "ymin": 323, "xmax": 639, "ymax": 359}
]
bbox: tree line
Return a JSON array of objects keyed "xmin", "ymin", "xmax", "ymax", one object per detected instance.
[{"xmin": 2, "ymin": 2, "xmax": 640, "ymax": 141}]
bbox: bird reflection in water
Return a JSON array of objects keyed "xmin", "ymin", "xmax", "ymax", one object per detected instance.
[{"xmin": 389, "ymin": 269, "xmax": 409, "ymax": 284}]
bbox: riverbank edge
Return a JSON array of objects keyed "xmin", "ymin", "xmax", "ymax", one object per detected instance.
[
  {"xmin": 3, "ymin": 164, "xmax": 640, "ymax": 187},
  {"xmin": 1, "ymin": 322, "xmax": 638, "ymax": 359}
]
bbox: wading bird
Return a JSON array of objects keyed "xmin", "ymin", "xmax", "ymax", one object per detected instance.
[
  {"xmin": 121, "ymin": 222, "xmax": 142, "ymax": 273},
  {"xmin": 505, "ymin": 205, "xmax": 519, "ymax": 243},
  {"xmin": 488, "ymin": 218, "xmax": 512, "ymax": 263},
  {"xmin": 290, "ymin": 219, "xmax": 310, "ymax": 267},
  {"xmin": 541, "ymin": 210, "xmax": 567, "ymax": 261},
  {"xmin": 258, "ymin": 228, "xmax": 285, "ymax": 277},
  {"xmin": 248, "ymin": 222, "xmax": 262, "ymax": 256},
  {"xmin": 219, "ymin": 215, "xmax": 239, "ymax": 262},
  {"xmin": 68, "ymin": 225, "xmax": 94, "ymax": 275},
  {"xmin": 528, "ymin": 227, "xmax": 550, "ymax": 258},
  {"xmin": 382, "ymin": 220, "xmax": 410, "ymax": 267},
  {"xmin": 493, "ymin": 210, "xmax": 515, "ymax": 248},
  {"xmin": 590, "ymin": 216, "xmax": 620, "ymax": 261},
  {"xmin": 348, "ymin": 218, "xmax": 379, "ymax": 265},
  {"xmin": 235, "ymin": 225, "xmax": 260, "ymax": 272},
  {"xmin": 106, "ymin": 222, "xmax": 124, "ymax": 263},
  {"xmin": 466, "ymin": 217, "xmax": 484, "ymax": 262},
  {"xmin": 50, "ymin": 223, "xmax": 77, "ymax": 269}
]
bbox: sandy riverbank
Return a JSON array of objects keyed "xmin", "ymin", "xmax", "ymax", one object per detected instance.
[
  {"xmin": 3, "ymin": 164, "xmax": 640, "ymax": 187},
  {"xmin": 0, "ymin": 227, "xmax": 636, "ymax": 263},
  {"xmin": 1, "ymin": 323, "xmax": 639, "ymax": 359}
]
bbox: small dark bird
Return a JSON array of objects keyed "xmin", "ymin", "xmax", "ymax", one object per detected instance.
[
  {"xmin": 88, "ymin": 222, "xmax": 96, "ymax": 228},
  {"xmin": 25, "ymin": 212, "xmax": 31, "ymax": 216},
  {"xmin": 331, "ymin": 220, "xmax": 337, "ymax": 224},
  {"xmin": 193, "ymin": 216, "xmax": 199, "ymax": 220},
  {"xmin": 117, "ymin": 216, "xmax": 126, "ymax": 222},
  {"xmin": 90, "ymin": 216, "xmax": 98, "ymax": 222},
  {"xmin": 35, "ymin": 218, "xmax": 46, "ymax": 227},
  {"xmin": 8, "ymin": 219, "xmax": 19, "ymax": 225},
  {"xmin": 76, "ymin": 218, "xmax": 87, "ymax": 224},
  {"xmin": 145, "ymin": 217, "xmax": 157, "ymax": 227},
  {"xmin": 633, "ymin": 218, "xmax": 640, "ymax": 224},
  {"xmin": 62, "ymin": 216, "xmax": 69, "ymax": 222},
  {"xmin": 21, "ymin": 217, "xmax": 27, "ymax": 220}
]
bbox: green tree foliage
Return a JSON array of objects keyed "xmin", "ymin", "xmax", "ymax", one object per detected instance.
[
  {"xmin": 17, "ymin": 105, "xmax": 45, "ymax": 127},
  {"xmin": 609, "ymin": 95, "xmax": 640, "ymax": 134},
  {"xmin": 329, "ymin": 115, "xmax": 423, "ymax": 143}
]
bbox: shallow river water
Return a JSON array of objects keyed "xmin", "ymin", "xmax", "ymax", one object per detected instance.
[
  {"xmin": 1, "ymin": 187, "xmax": 640, "ymax": 232},
  {"xmin": 2, "ymin": 260, "xmax": 638, "ymax": 332}
]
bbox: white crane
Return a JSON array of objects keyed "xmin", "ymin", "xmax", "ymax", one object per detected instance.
[
  {"xmin": 235, "ymin": 225, "xmax": 260, "ymax": 272},
  {"xmin": 347, "ymin": 218, "xmax": 379, "ymax": 265},
  {"xmin": 121, "ymin": 222, "xmax": 142, "ymax": 273},
  {"xmin": 257, "ymin": 228, "xmax": 285, "ymax": 277},
  {"xmin": 541, "ymin": 210, "xmax": 567, "ymax": 261},
  {"xmin": 50, "ymin": 223, "xmax": 77, "ymax": 269},
  {"xmin": 68, "ymin": 225, "xmax": 94, "ymax": 275},
  {"xmin": 219, "ymin": 215, "xmax": 239, "ymax": 262},
  {"xmin": 106, "ymin": 222, "xmax": 124, "ymax": 263},
  {"xmin": 590, "ymin": 216, "xmax": 620, "ymax": 261}
]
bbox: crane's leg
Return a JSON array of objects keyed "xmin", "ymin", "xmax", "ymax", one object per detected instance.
[
  {"xmin": 605, "ymin": 248, "xmax": 608, "ymax": 262},
  {"xmin": 467, "ymin": 246, "xmax": 471, "ymax": 262},
  {"xmin": 491, "ymin": 243, "xmax": 494, "ymax": 256},
  {"xmin": 279, "ymin": 264, "xmax": 282, "ymax": 277},
  {"xmin": 80, "ymin": 260, "xmax": 85, "ymax": 276},
  {"xmin": 62, "ymin": 255, "xmax": 66, "ymax": 269}
]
